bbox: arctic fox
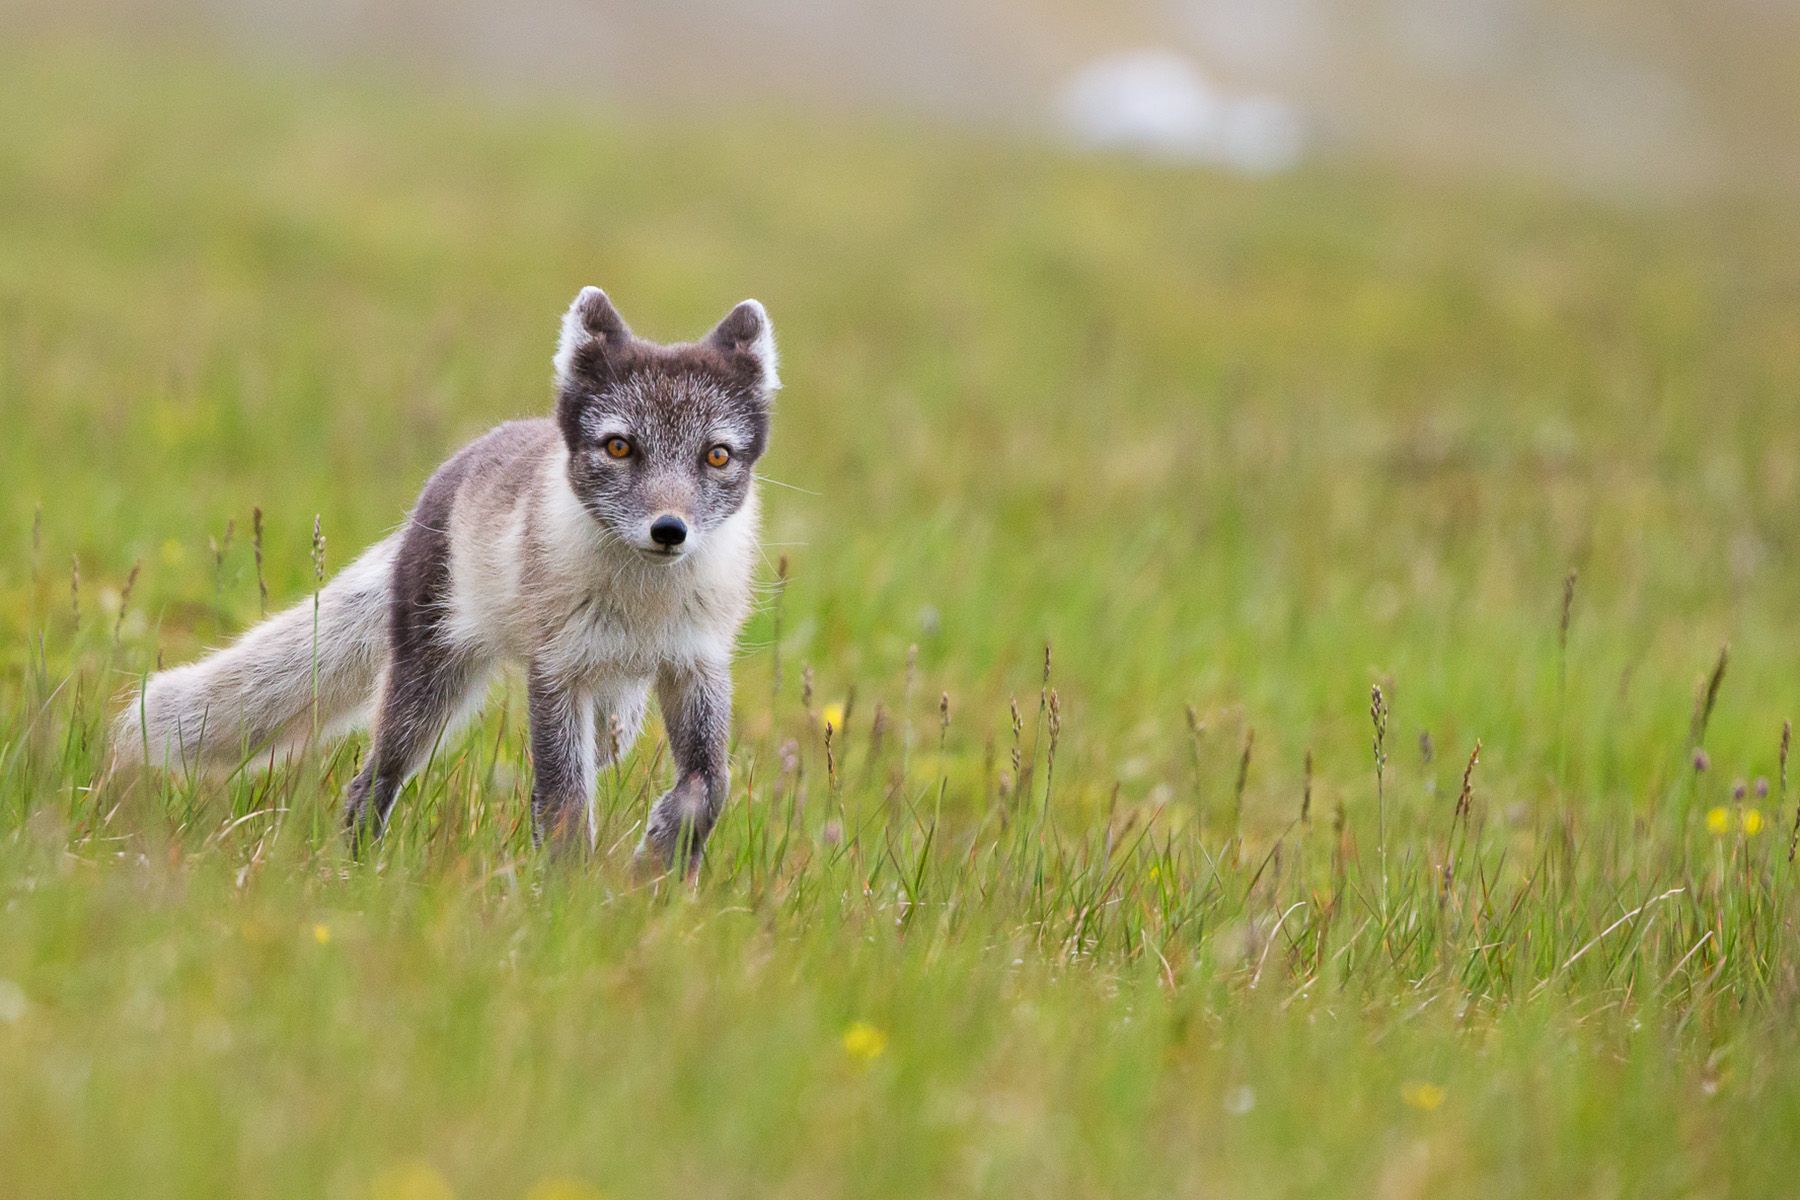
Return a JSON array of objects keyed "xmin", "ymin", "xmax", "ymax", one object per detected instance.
[{"xmin": 114, "ymin": 287, "xmax": 777, "ymax": 869}]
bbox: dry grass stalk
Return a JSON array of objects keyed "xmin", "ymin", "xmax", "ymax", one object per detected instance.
[
  {"xmin": 1232, "ymin": 727, "xmax": 1254, "ymax": 836},
  {"xmin": 113, "ymin": 561, "xmax": 141, "ymax": 645},
  {"xmin": 252, "ymin": 506, "xmax": 267, "ymax": 616},
  {"xmin": 1371, "ymin": 684, "xmax": 1390, "ymax": 912},
  {"xmin": 1454, "ymin": 740, "xmax": 1482, "ymax": 824},
  {"xmin": 1009, "ymin": 696, "xmax": 1023, "ymax": 779},
  {"xmin": 1691, "ymin": 644, "xmax": 1729, "ymax": 747},
  {"xmin": 1782, "ymin": 720, "xmax": 1797, "ymax": 863},
  {"xmin": 1560, "ymin": 569, "xmax": 1578, "ymax": 660},
  {"xmin": 1301, "ymin": 748, "xmax": 1314, "ymax": 826},
  {"xmin": 1442, "ymin": 739, "xmax": 1482, "ymax": 899}
]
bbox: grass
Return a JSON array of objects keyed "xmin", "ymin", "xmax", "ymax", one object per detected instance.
[{"xmin": 5, "ymin": 35, "xmax": 1800, "ymax": 1200}]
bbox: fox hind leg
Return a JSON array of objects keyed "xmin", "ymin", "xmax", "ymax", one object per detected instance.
[
  {"xmin": 342, "ymin": 648, "xmax": 485, "ymax": 848},
  {"xmin": 343, "ymin": 451, "xmax": 484, "ymax": 852}
]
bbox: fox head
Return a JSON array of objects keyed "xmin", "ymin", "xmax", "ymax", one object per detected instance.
[{"xmin": 551, "ymin": 287, "xmax": 778, "ymax": 561}]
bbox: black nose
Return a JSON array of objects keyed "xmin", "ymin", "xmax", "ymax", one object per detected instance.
[{"xmin": 649, "ymin": 514, "xmax": 688, "ymax": 546}]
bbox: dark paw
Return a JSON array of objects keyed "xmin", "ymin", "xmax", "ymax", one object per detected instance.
[{"xmin": 637, "ymin": 778, "xmax": 715, "ymax": 876}]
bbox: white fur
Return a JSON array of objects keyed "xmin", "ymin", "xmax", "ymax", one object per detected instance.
[
  {"xmin": 734, "ymin": 299, "xmax": 781, "ymax": 392},
  {"xmin": 552, "ymin": 285, "xmax": 608, "ymax": 387},
  {"xmin": 448, "ymin": 442, "xmax": 757, "ymax": 683},
  {"xmin": 114, "ymin": 538, "xmax": 398, "ymax": 770}
]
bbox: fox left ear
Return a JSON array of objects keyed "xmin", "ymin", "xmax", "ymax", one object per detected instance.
[{"xmin": 706, "ymin": 300, "xmax": 780, "ymax": 394}]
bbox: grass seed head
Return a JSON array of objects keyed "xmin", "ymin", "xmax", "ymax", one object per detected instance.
[
  {"xmin": 113, "ymin": 560, "xmax": 141, "ymax": 644},
  {"xmin": 1370, "ymin": 685, "xmax": 1389, "ymax": 776},
  {"xmin": 1691, "ymin": 643, "xmax": 1729, "ymax": 746},
  {"xmin": 310, "ymin": 515, "xmax": 326, "ymax": 584},
  {"xmin": 1454, "ymin": 740, "xmax": 1482, "ymax": 822}
]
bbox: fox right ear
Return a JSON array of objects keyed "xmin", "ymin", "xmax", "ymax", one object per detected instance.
[{"xmin": 554, "ymin": 286, "xmax": 633, "ymax": 385}]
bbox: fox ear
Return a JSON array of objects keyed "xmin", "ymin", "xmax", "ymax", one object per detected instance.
[
  {"xmin": 554, "ymin": 286, "xmax": 633, "ymax": 385},
  {"xmin": 706, "ymin": 299, "xmax": 780, "ymax": 393}
]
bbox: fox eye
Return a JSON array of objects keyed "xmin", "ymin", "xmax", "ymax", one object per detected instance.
[
  {"xmin": 603, "ymin": 437, "xmax": 633, "ymax": 460},
  {"xmin": 705, "ymin": 445, "xmax": 732, "ymax": 469}
]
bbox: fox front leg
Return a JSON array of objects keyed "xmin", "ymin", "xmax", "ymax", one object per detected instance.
[
  {"xmin": 527, "ymin": 664, "xmax": 596, "ymax": 852},
  {"xmin": 638, "ymin": 658, "xmax": 732, "ymax": 874}
]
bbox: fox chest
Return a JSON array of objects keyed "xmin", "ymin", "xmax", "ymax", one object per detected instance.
[{"xmin": 525, "ymin": 576, "xmax": 743, "ymax": 682}]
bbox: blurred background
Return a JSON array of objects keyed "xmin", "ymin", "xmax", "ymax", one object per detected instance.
[
  {"xmin": 8, "ymin": 0, "xmax": 1800, "ymax": 199},
  {"xmin": 7, "ymin": 10, "xmax": 1800, "ymax": 1196}
]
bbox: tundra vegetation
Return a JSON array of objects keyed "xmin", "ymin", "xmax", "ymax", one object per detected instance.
[{"xmin": 3, "ymin": 40, "xmax": 1800, "ymax": 1200}]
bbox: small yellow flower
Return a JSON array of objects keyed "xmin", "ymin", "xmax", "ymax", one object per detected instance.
[
  {"xmin": 1400, "ymin": 1081, "xmax": 1445, "ymax": 1112},
  {"xmin": 1147, "ymin": 865, "xmax": 1162, "ymax": 883},
  {"xmin": 1742, "ymin": 809, "xmax": 1765, "ymax": 836},
  {"xmin": 369, "ymin": 1161, "xmax": 453, "ymax": 1200},
  {"xmin": 842, "ymin": 1020, "xmax": 888, "ymax": 1062},
  {"xmin": 525, "ymin": 1178, "xmax": 605, "ymax": 1200},
  {"xmin": 820, "ymin": 703, "xmax": 846, "ymax": 733},
  {"xmin": 312, "ymin": 923, "xmax": 332, "ymax": 945},
  {"xmin": 1705, "ymin": 807, "xmax": 1733, "ymax": 836}
]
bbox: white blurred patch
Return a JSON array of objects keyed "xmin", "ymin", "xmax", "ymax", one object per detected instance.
[
  {"xmin": 1057, "ymin": 49, "xmax": 1304, "ymax": 173},
  {"xmin": 0, "ymin": 979, "xmax": 27, "ymax": 1024}
]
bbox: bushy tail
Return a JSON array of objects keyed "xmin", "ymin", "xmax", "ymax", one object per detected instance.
[{"xmin": 112, "ymin": 537, "xmax": 398, "ymax": 771}]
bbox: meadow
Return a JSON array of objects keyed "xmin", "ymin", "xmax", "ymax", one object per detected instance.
[{"xmin": 4, "ymin": 38, "xmax": 1800, "ymax": 1200}]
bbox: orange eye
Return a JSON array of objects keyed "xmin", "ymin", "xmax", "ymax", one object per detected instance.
[
  {"xmin": 604, "ymin": 437, "xmax": 632, "ymax": 460},
  {"xmin": 706, "ymin": 445, "xmax": 732, "ymax": 468}
]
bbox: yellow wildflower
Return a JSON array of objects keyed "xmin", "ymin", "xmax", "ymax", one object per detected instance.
[
  {"xmin": 312, "ymin": 923, "xmax": 332, "ymax": 945},
  {"xmin": 842, "ymin": 1021, "xmax": 888, "ymax": 1062},
  {"xmin": 1400, "ymin": 1081, "xmax": 1445, "ymax": 1112},
  {"xmin": 1705, "ymin": 807, "xmax": 1733, "ymax": 836},
  {"xmin": 820, "ymin": 703, "xmax": 846, "ymax": 733},
  {"xmin": 1742, "ymin": 809, "xmax": 1765, "ymax": 836},
  {"xmin": 369, "ymin": 1161, "xmax": 453, "ymax": 1200}
]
